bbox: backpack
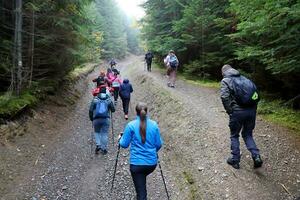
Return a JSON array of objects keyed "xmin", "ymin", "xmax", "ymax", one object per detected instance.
[
  {"xmin": 232, "ymin": 76, "xmax": 260, "ymax": 107},
  {"xmin": 97, "ymin": 76, "xmax": 105, "ymax": 86},
  {"xmin": 146, "ymin": 53, "xmax": 153, "ymax": 60},
  {"xmin": 169, "ymin": 55, "xmax": 178, "ymax": 68},
  {"xmin": 94, "ymin": 98, "xmax": 109, "ymax": 118}
]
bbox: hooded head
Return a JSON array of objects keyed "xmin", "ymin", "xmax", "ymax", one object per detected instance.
[
  {"xmin": 123, "ymin": 78, "xmax": 129, "ymax": 84},
  {"xmin": 221, "ymin": 64, "xmax": 240, "ymax": 78}
]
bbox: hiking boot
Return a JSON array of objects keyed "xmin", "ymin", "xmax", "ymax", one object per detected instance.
[
  {"xmin": 95, "ymin": 145, "xmax": 101, "ymax": 154},
  {"xmin": 253, "ymin": 155, "xmax": 263, "ymax": 169},
  {"xmin": 124, "ymin": 115, "xmax": 128, "ymax": 120},
  {"xmin": 227, "ymin": 157, "xmax": 240, "ymax": 169},
  {"xmin": 170, "ymin": 85, "xmax": 175, "ymax": 88}
]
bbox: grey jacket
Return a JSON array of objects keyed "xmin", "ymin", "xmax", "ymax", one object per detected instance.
[{"xmin": 220, "ymin": 68, "xmax": 255, "ymax": 114}]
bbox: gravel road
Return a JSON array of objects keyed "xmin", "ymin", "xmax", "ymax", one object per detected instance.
[{"xmin": 0, "ymin": 55, "xmax": 299, "ymax": 200}]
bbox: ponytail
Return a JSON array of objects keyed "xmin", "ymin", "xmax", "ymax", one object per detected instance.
[{"xmin": 136, "ymin": 102, "xmax": 148, "ymax": 144}]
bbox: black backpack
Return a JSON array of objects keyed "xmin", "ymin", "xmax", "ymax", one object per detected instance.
[
  {"xmin": 96, "ymin": 76, "xmax": 105, "ymax": 87},
  {"xmin": 232, "ymin": 76, "xmax": 260, "ymax": 107}
]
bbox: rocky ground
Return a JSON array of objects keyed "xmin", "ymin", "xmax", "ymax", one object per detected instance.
[{"xmin": 0, "ymin": 55, "xmax": 299, "ymax": 200}]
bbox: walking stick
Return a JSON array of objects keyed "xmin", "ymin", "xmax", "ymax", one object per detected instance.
[
  {"xmin": 157, "ymin": 154, "xmax": 170, "ymax": 200},
  {"xmin": 111, "ymin": 111, "xmax": 114, "ymax": 145},
  {"xmin": 90, "ymin": 123, "xmax": 94, "ymax": 158},
  {"xmin": 110, "ymin": 133, "xmax": 122, "ymax": 193}
]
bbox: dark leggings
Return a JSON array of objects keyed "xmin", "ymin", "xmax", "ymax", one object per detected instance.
[
  {"xmin": 130, "ymin": 164, "xmax": 156, "ymax": 200},
  {"xmin": 113, "ymin": 87, "xmax": 119, "ymax": 101},
  {"xmin": 121, "ymin": 98, "xmax": 130, "ymax": 115}
]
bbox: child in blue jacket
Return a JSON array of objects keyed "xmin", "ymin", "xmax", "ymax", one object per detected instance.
[{"xmin": 119, "ymin": 102, "xmax": 163, "ymax": 200}]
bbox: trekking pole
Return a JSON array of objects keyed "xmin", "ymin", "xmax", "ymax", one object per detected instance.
[
  {"xmin": 110, "ymin": 132, "xmax": 122, "ymax": 193},
  {"xmin": 111, "ymin": 111, "xmax": 114, "ymax": 145},
  {"xmin": 90, "ymin": 123, "xmax": 94, "ymax": 158},
  {"xmin": 157, "ymin": 154, "xmax": 170, "ymax": 200}
]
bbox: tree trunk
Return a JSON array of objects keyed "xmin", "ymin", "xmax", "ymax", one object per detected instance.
[
  {"xmin": 12, "ymin": 0, "xmax": 23, "ymax": 95},
  {"xmin": 28, "ymin": 10, "xmax": 35, "ymax": 88}
]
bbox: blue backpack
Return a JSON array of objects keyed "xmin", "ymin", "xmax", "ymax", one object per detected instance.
[
  {"xmin": 94, "ymin": 98, "xmax": 109, "ymax": 118},
  {"xmin": 169, "ymin": 55, "xmax": 179, "ymax": 68},
  {"xmin": 232, "ymin": 76, "xmax": 260, "ymax": 107}
]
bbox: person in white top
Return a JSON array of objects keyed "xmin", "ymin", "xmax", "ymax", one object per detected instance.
[{"xmin": 164, "ymin": 50, "xmax": 179, "ymax": 88}]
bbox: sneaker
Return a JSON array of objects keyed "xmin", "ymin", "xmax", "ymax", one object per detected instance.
[
  {"xmin": 114, "ymin": 101, "xmax": 117, "ymax": 105},
  {"xmin": 253, "ymin": 155, "xmax": 263, "ymax": 169},
  {"xmin": 167, "ymin": 82, "xmax": 171, "ymax": 87},
  {"xmin": 95, "ymin": 145, "xmax": 101, "ymax": 154},
  {"xmin": 227, "ymin": 157, "xmax": 240, "ymax": 169},
  {"xmin": 170, "ymin": 85, "xmax": 175, "ymax": 88},
  {"xmin": 124, "ymin": 115, "xmax": 128, "ymax": 120}
]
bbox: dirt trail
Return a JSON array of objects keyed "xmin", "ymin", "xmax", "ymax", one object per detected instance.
[{"xmin": 0, "ymin": 55, "xmax": 300, "ymax": 200}]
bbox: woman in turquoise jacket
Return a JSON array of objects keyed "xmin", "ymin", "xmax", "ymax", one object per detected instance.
[{"xmin": 119, "ymin": 102, "xmax": 163, "ymax": 200}]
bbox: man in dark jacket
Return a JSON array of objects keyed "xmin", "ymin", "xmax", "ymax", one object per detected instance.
[
  {"xmin": 119, "ymin": 78, "xmax": 133, "ymax": 120},
  {"xmin": 89, "ymin": 91, "xmax": 115, "ymax": 155},
  {"xmin": 145, "ymin": 51, "xmax": 154, "ymax": 72},
  {"xmin": 220, "ymin": 64, "xmax": 263, "ymax": 169}
]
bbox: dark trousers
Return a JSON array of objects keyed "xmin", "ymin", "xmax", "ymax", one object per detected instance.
[
  {"xmin": 130, "ymin": 164, "xmax": 156, "ymax": 200},
  {"xmin": 146, "ymin": 61, "xmax": 152, "ymax": 72},
  {"xmin": 121, "ymin": 97, "xmax": 130, "ymax": 115},
  {"xmin": 229, "ymin": 109, "xmax": 260, "ymax": 162},
  {"xmin": 113, "ymin": 87, "xmax": 119, "ymax": 102}
]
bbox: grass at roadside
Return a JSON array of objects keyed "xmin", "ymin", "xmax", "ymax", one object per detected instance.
[
  {"xmin": 0, "ymin": 63, "xmax": 97, "ymax": 120},
  {"xmin": 258, "ymin": 99, "xmax": 300, "ymax": 133}
]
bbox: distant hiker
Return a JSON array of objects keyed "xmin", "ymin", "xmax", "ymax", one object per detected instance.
[
  {"xmin": 119, "ymin": 78, "xmax": 133, "ymax": 120},
  {"xmin": 111, "ymin": 72, "xmax": 122, "ymax": 104},
  {"xmin": 89, "ymin": 90, "xmax": 115, "ymax": 155},
  {"xmin": 109, "ymin": 59, "xmax": 117, "ymax": 68},
  {"xmin": 119, "ymin": 102, "xmax": 163, "ymax": 200},
  {"xmin": 220, "ymin": 64, "xmax": 262, "ymax": 169},
  {"xmin": 164, "ymin": 50, "xmax": 179, "ymax": 88},
  {"xmin": 145, "ymin": 51, "xmax": 154, "ymax": 72}
]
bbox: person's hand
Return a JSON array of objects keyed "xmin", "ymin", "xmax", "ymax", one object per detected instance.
[{"xmin": 118, "ymin": 132, "xmax": 123, "ymax": 142}]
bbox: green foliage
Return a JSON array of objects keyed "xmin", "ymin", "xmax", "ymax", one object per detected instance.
[
  {"xmin": 229, "ymin": 0, "xmax": 300, "ymax": 74},
  {"xmin": 0, "ymin": 92, "xmax": 38, "ymax": 119},
  {"xmin": 142, "ymin": 0, "xmax": 300, "ymax": 100},
  {"xmin": 258, "ymin": 99, "xmax": 300, "ymax": 133}
]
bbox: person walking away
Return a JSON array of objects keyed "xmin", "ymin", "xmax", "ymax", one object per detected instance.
[
  {"xmin": 145, "ymin": 51, "xmax": 154, "ymax": 72},
  {"xmin": 89, "ymin": 90, "xmax": 115, "ymax": 155},
  {"xmin": 111, "ymin": 72, "xmax": 122, "ymax": 104},
  {"xmin": 119, "ymin": 102, "xmax": 163, "ymax": 200},
  {"xmin": 164, "ymin": 50, "xmax": 179, "ymax": 88},
  {"xmin": 109, "ymin": 58, "xmax": 117, "ymax": 69},
  {"xmin": 119, "ymin": 78, "xmax": 133, "ymax": 120},
  {"xmin": 220, "ymin": 64, "xmax": 262, "ymax": 169}
]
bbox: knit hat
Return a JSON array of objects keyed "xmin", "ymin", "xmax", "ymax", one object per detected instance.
[{"xmin": 221, "ymin": 64, "xmax": 232, "ymax": 75}]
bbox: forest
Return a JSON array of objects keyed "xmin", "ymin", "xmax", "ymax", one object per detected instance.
[
  {"xmin": 141, "ymin": 0, "xmax": 300, "ymax": 105},
  {"xmin": 0, "ymin": 0, "xmax": 140, "ymax": 119},
  {"xmin": 0, "ymin": 0, "xmax": 299, "ymax": 119}
]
